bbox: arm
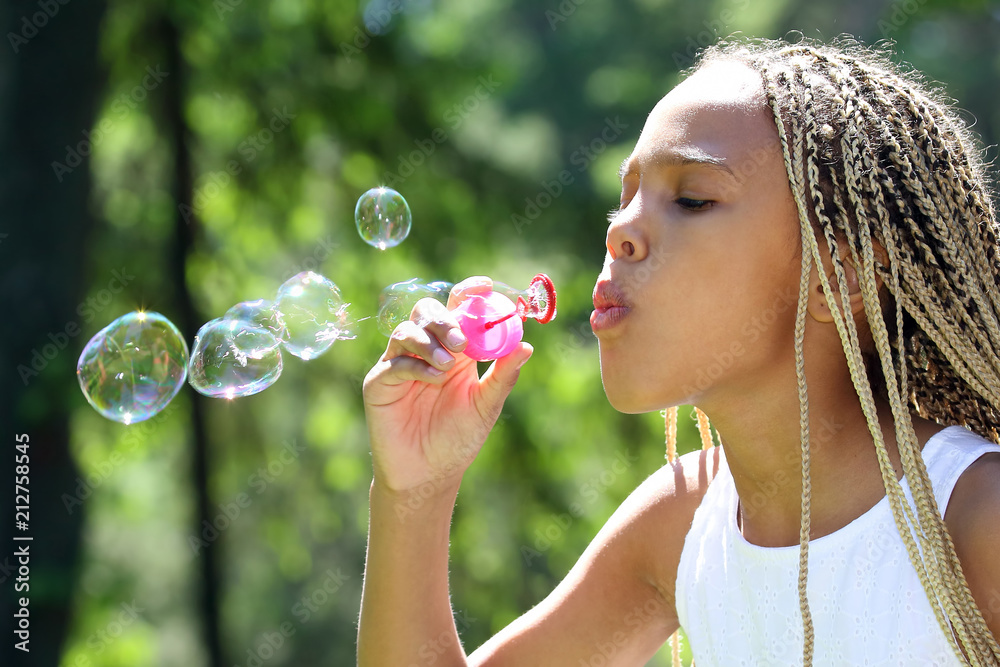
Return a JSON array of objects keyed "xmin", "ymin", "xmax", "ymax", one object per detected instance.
[
  {"xmin": 357, "ymin": 278, "xmax": 720, "ymax": 665},
  {"xmin": 358, "ymin": 478, "xmax": 465, "ymax": 666},
  {"xmin": 359, "ymin": 444, "xmax": 719, "ymax": 666},
  {"xmin": 358, "ymin": 278, "xmax": 532, "ymax": 666},
  {"xmin": 469, "ymin": 447, "xmax": 721, "ymax": 666},
  {"xmin": 945, "ymin": 451, "xmax": 1000, "ymax": 640}
]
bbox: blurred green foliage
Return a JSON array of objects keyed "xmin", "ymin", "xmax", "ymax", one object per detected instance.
[{"xmin": 58, "ymin": 0, "xmax": 1000, "ymax": 665}]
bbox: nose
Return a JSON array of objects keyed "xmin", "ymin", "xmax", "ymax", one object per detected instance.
[{"xmin": 605, "ymin": 206, "xmax": 646, "ymax": 262}]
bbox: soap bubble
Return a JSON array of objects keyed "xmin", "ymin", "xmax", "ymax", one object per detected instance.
[
  {"xmin": 355, "ymin": 187, "xmax": 412, "ymax": 250},
  {"xmin": 187, "ymin": 317, "xmax": 283, "ymax": 399},
  {"xmin": 224, "ymin": 299, "xmax": 286, "ymax": 343},
  {"xmin": 77, "ymin": 311, "xmax": 189, "ymax": 425},
  {"xmin": 275, "ymin": 271, "xmax": 356, "ymax": 360},
  {"xmin": 376, "ymin": 278, "xmax": 453, "ymax": 336}
]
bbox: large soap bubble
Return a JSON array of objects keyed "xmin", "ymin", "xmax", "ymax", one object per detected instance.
[
  {"xmin": 275, "ymin": 271, "xmax": 356, "ymax": 360},
  {"xmin": 76, "ymin": 311, "xmax": 189, "ymax": 425},
  {"xmin": 187, "ymin": 317, "xmax": 283, "ymax": 399},
  {"xmin": 354, "ymin": 186, "xmax": 412, "ymax": 250}
]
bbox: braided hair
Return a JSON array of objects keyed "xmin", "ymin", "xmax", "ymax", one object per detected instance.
[{"xmin": 665, "ymin": 37, "xmax": 1000, "ymax": 666}]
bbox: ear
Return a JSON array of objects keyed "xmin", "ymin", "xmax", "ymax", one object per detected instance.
[{"xmin": 807, "ymin": 240, "xmax": 887, "ymax": 324}]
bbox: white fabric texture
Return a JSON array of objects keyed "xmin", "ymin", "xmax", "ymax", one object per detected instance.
[{"xmin": 675, "ymin": 425, "xmax": 1000, "ymax": 666}]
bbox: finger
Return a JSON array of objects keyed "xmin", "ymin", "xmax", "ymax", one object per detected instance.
[
  {"xmin": 409, "ymin": 298, "xmax": 468, "ymax": 354},
  {"xmin": 377, "ymin": 356, "xmax": 447, "ymax": 385},
  {"xmin": 363, "ymin": 355, "xmax": 443, "ymax": 409},
  {"xmin": 477, "ymin": 342, "xmax": 533, "ymax": 408},
  {"xmin": 384, "ymin": 320, "xmax": 457, "ymax": 372},
  {"xmin": 447, "ymin": 276, "xmax": 494, "ymax": 309}
]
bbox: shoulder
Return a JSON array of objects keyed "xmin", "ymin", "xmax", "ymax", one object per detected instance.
[
  {"xmin": 611, "ymin": 446, "xmax": 725, "ymax": 609},
  {"xmin": 468, "ymin": 447, "xmax": 725, "ymax": 664},
  {"xmin": 944, "ymin": 447, "xmax": 1000, "ymax": 637}
]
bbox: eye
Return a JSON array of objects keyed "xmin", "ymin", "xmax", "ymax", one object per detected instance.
[{"xmin": 676, "ymin": 198, "xmax": 714, "ymax": 211}]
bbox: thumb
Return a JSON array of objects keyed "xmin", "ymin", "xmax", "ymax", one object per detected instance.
[{"xmin": 477, "ymin": 342, "xmax": 533, "ymax": 408}]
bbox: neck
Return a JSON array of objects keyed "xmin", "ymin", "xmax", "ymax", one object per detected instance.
[{"xmin": 699, "ymin": 359, "xmax": 912, "ymax": 548}]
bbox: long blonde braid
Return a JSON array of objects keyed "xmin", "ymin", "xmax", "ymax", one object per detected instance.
[
  {"xmin": 693, "ymin": 38, "xmax": 1000, "ymax": 665},
  {"xmin": 663, "ymin": 405, "xmax": 713, "ymax": 667}
]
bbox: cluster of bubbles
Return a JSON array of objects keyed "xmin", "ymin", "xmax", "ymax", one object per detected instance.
[
  {"xmin": 77, "ymin": 185, "xmax": 557, "ymax": 425},
  {"xmin": 76, "ymin": 186, "xmax": 413, "ymax": 426},
  {"xmin": 77, "ymin": 271, "xmax": 355, "ymax": 425}
]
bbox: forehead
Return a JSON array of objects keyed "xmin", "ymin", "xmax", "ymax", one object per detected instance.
[{"xmin": 625, "ymin": 61, "xmax": 780, "ymax": 175}]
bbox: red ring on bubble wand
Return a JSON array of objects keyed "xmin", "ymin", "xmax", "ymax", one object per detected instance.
[{"xmin": 483, "ymin": 274, "xmax": 558, "ymax": 329}]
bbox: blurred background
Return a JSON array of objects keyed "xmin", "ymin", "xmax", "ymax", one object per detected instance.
[{"xmin": 3, "ymin": 0, "xmax": 1000, "ymax": 664}]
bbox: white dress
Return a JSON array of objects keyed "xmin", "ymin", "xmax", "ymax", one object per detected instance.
[{"xmin": 675, "ymin": 425, "xmax": 1000, "ymax": 666}]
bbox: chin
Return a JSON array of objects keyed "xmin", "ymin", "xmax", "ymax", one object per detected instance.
[
  {"xmin": 599, "ymin": 359, "xmax": 695, "ymax": 415},
  {"xmin": 600, "ymin": 373, "xmax": 659, "ymax": 414}
]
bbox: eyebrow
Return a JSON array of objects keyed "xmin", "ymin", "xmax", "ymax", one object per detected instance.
[{"xmin": 618, "ymin": 147, "xmax": 737, "ymax": 181}]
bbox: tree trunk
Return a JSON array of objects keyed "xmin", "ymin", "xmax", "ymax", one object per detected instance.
[{"xmin": 0, "ymin": 1, "xmax": 107, "ymax": 665}]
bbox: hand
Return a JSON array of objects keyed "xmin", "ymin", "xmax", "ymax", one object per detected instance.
[{"xmin": 363, "ymin": 277, "xmax": 533, "ymax": 495}]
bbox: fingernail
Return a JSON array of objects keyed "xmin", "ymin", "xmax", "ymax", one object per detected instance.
[
  {"xmin": 427, "ymin": 366, "xmax": 445, "ymax": 376},
  {"xmin": 445, "ymin": 329, "xmax": 466, "ymax": 348},
  {"xmin": 432, "ymin": 348, "xmax": 453, "ymax": 366}
]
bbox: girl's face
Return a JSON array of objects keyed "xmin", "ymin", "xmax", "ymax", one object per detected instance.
[{"xmin": 593, "ymin": 60, "xmax": 804, "ymax": 414}]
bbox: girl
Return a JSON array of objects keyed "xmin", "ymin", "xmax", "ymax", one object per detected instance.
[{"xmin": 357, "ymin": 37, "xmax": 1000, "ymax": 665}]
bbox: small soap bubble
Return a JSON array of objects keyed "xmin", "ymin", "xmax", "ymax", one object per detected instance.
[
  {"xmin": 187, "ymin": 318, "xmax": 283, "ymax": 399},
  {"xmin": 376, "ymin": 278, "xmax": 453, "ymax": 336},
  {"xmin": 275, "ymin": 271, "xmax": 356, "ymax": 360},
  {"xmin": 355, "ymin": 186, "xmax": 412, "ymax": 250},
  {"xmin": 224, "ymin": 299, "xmax": 286, "ymax": 346},
  {"xmin": 77, "ymin": 311, "xmax": 189, "ymax": 425}
]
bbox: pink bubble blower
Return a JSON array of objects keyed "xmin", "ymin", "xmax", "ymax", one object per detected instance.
[{"xmin": 451, "ymin": 274, "xmax": 557, "ymax": 361}]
